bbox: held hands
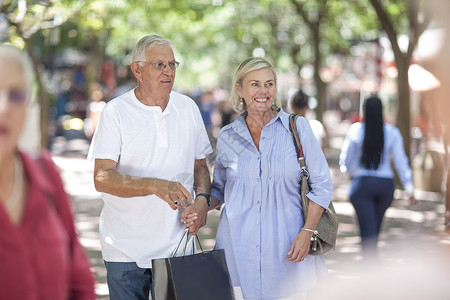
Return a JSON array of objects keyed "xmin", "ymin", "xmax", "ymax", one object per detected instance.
[
  {"xmin": 154, "ymin": 180, "xmax": 193, "ymax": 211},
  {"xmin": 180, "ymin": 196, "xmax": 209, "ymax": 235},
  {"xmin": 287, "ymin": 230, "xmax": 312, "ymax": 263}
]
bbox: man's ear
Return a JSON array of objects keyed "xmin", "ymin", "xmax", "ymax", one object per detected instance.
[{"xmin": 130, "ymin": 62, "xmax": 142, "ymax": 82}]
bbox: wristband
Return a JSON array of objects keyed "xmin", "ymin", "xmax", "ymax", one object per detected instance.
[{"xmin": 195, "ymin": 193, "xmax": 211, "ymax": 207}]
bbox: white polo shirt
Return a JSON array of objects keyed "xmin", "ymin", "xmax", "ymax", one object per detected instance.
[{"xmin": 88, "ymin": 89, "xmax": 212, "ymax": 268}]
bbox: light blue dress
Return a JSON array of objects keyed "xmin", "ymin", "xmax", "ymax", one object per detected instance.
[{"xmin": 211, "ymin": 109, "xmax": 333, "ymax": 300}]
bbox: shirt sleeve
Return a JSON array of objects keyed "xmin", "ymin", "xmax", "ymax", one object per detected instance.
[
  {"xmin": 339, "ymin": 123, "xmax": 361, "ymax": 174},
  {"xmin": 390, "ymin": 127, "xmax": 414, "ymax": 193},
  {"xmin": 297, "ymin": 117, "xmax": 333, "ymax": 209},
  {"xmin": 192, "ymin": 104, "xmax": 213, "ymax": 159},
  {"xmin": 87, "ymin": 103, "xmax": 122, "ymax": 162}
]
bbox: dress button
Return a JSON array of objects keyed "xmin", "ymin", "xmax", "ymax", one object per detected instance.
[
  {"xmin": 257, "ymin": 178, "xmax": 261, "ymax": 182},
  {"xmin": 257, "ymin": 201, "xmax": 260, "ymax": 204},
  {"xmin": 256, "ymin": 245, "xmax": 259, "ymax": 248}
]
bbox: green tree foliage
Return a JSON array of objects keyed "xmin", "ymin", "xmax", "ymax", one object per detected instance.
[
  {"xmin": 366, "ymin": 0, "xmax": 431, "ymax": 157},
  {"xmin": 2, "ymin": 0, "xmax": 431, "ymax": 153}
]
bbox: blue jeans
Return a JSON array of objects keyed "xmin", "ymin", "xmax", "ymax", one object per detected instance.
[
  {"xmin": 349, "ymin": 176, "xmax": 394, "ymax": 257},
  {"xmin": 104, "ymin": 261, "xmax": 155, "ymax": 300}
]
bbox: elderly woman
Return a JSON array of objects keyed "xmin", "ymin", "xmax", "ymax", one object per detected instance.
[
  {"xmin": 0, "ymin": 45, "xmax": 96, "ymax": 299},
  {"xmin": 207, "ymin": 57, "xmax": 333, "ymax": 299}
]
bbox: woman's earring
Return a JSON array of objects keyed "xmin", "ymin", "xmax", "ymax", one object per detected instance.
[
  {"xmin": 271, "ymin": 102, "xmax": 277, "ymax": 111},
  {"xmin": 239, "ymin": 98, "xmax": 245, "ymax": 110}
]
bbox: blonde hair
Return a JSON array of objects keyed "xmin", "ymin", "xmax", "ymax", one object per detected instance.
[
  {"xmin": 230, "ymin": 57, "xmax": 280, "ymax": 113},
  {"xmin": 0, "ymin": 44, "xmax": 33, "ymax": 97}
]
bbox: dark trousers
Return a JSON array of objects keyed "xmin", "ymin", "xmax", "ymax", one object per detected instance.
[{"xmin": 349, "ymin": 176, "xmax": 395, "ymax": 257}]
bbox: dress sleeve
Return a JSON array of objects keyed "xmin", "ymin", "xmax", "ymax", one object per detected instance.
[
  {"xmin": 296, "ymin": 117, "xmax": 333, "ymax": 209},
  {"xmin": 40, "ymin": 152, "xmax": 97, "ymax": 300}
]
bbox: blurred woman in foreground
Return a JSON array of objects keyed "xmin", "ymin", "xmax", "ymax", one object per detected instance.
[{"xmin": 0, "ymin": 44, "xmax": 96, "ymax": 299}]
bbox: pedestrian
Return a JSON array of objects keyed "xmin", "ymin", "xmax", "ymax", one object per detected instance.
[
  {"xmin": 339, "ymin": 95, "xmax": 416, "ymax": 259},
  {"xmin": 0, "ymin": 45, "xmax": 96, "ymax": 299},
  {"xmin": 291, "ymin": 89, "xmax": 327, "ymax": 152},
  {"xmin": 198, "ymin": 57, "xmax": 333, "ymax": 299},
  {"xmin": 87, "ymin": 35, "xmax": 212, "ymax": 299},
  {"xmin": 445, "ymin": 169, "xmax": 450, "ymax": 234}
]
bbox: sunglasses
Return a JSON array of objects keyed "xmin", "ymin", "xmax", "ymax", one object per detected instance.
[{"xmin": 0, "ymin": 89, "xmax": 28, "ymax": 105}]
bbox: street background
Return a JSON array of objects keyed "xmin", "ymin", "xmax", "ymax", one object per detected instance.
[{"xmin": 53, "ymin": 110, "xmax": 450, "ymax": 299}]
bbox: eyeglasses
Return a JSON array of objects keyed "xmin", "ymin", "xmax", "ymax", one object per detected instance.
[
  {"xmin": 0, "ymin": 89, "xmax": 28, "ymax": 106},
  {"xmin": 137, "ymin": 60, "xmax": 180, "ymax": 71}
]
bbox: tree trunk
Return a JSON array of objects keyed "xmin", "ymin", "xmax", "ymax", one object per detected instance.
[
  {"xmin": 395, "ymin": 54, "xmax": 411, "ymax": 158},
  {"xmin": 24, "ymin": 38, "xmax": 49, "ymax": 150},
  {"xmin": 312, "ymin": 15, "xmax": 326, "ymax": 123}
]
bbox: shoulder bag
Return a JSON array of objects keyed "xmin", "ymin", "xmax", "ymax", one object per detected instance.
[{"xmin": 289, "ymin": 114, "xmax": 338, "ymax": 255}]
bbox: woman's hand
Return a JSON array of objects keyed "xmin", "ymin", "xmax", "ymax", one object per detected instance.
[{"xmin": 287, "ymin": 230, "xmax": 312, "ymax": 262}]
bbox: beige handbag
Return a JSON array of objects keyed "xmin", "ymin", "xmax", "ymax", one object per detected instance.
[{"xmin": 289, "ymin": 114, "xmax": 338, "ymax": 255}]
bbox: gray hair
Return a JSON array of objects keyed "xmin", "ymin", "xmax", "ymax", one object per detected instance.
[
  {"xmin": 131, "ymin": 35, "xmax": 173, "ymax": 65},
  {"xmin": 230, "ymin": 57, "xmax": 281, "ymax": 113},
  {"xmin": 0, "ymin": 44, "xmax": 33, "ymax": 97}
]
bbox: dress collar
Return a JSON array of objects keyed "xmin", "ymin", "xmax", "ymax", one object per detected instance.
[{"xmin": 231, "ymin": 108, "xmax": 291, "ymax": 134}]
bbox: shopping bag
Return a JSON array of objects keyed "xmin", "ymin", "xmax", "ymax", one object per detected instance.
[{"xmin": 152, "ymin": 230, "xmax": 233, "ymax": 300}]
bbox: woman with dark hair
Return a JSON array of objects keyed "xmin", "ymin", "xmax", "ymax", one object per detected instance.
[{"xmin": 339, "ymin": 95, "xmax": 415, "ymax": 258}]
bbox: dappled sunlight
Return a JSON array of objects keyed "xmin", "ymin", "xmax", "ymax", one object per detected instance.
[
  {"xmin": 385, "ymin": 208, "xmax": 425, "ymax": 222},
  {"xmin": 333, "ymin": 202, "xmax": 354, "ymax": 217}
]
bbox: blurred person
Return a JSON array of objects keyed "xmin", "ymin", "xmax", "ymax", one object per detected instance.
[
  {"xmin": 446, "ymin": 172, "xmax": 450, "ymax": 234},
  {"xmin": 217, "ymin": 98, "xmax": 237, "ymax": 128},
  {"xmin": 191, "ymin": 57, "xmax": 333, "ymax": 299},
  {"xmin": 291, "ymin": 89, "xmax": 327, "ymax": 152},
  {"xmin": 197, "ymin": 90, "xmax": 215, "ymax": 132},
  {"xmin": 88, "ymin": 35, "xmax": 212, "ymax": 300},
  {"xmin": 0, "ymin": 45, "xmax": 96, "ymax": 299},
  {"xmin": 84, "ymin": 82, "xmax": 106, "ymax": 140},
  {"xmin": 197, "ymin": 90, "xmax": 217, "ymax": 164},
  {"xmin": 339, "ymin": 95, "xmax": 416, "ymax": 259}
]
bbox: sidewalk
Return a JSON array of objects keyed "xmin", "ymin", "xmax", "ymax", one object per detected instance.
[{"xmin": 53, "ymin": 111, "xmax": 450, "ymax": 299}]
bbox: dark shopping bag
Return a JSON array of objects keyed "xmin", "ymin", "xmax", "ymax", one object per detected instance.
[{"xmin": 152, "ymin": 229, "xmax": 233, "ymax": 300}]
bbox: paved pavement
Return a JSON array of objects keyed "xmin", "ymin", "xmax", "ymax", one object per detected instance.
[{"xmin": 52, "ymin": 111, "xmax": 450, "ymax": 299}]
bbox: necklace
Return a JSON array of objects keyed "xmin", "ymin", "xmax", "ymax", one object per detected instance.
[{"xmin": 4, "ymin": 155, "xmax": 23, "ymax": 213}]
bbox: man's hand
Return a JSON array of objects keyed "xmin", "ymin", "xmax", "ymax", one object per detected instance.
[
  {"xmin": 153, "ymin": 180, "xmax": 194, "ymax": 211},
  {"xmin": 181, "ymin": 196, "xmax": 208, "ymax": 235}
]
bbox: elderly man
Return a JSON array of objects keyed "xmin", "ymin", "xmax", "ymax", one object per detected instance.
[{"xmin": 88, "ymin": 35, "xmax": 212, "ymax": 299}]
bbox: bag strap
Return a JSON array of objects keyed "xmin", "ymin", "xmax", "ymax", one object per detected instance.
[
  {"xmin": 172, "ymin": 228, "xmax": 204, "ymax": 257},
  {"xmin": 289, "ymin": 114, "xmax": 309, "ymax": 179}
]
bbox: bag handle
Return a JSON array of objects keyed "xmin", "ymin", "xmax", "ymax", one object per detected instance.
[
  {"xmin": 289, "ymin": 114, "xmax": 309, "ymax": 180},
  {"xmin": 171, "ymin": 228, "xmax": 204, "ymax": 258}
]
